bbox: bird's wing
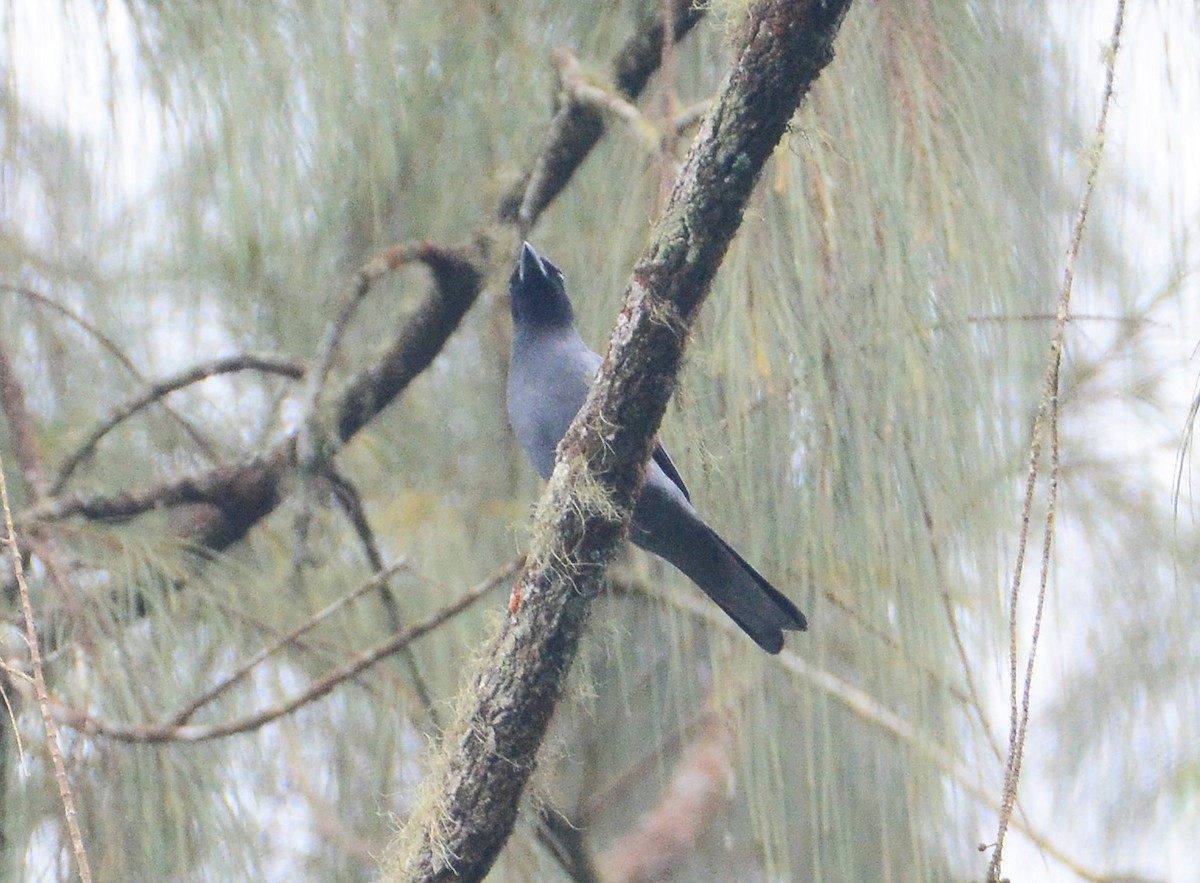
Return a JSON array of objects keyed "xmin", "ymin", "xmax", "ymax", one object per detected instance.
[{"xmin": 651, "ymin": 443, "xmax": 690, "ymax": 502}]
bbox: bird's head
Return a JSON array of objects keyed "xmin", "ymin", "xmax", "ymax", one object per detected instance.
[{"xmin": 509, "ymin": 241, "xmax": 575, "ymax": 330}]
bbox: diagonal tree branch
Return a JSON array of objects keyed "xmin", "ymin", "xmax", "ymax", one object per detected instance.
[{"xmin": 389, "ymin": 3, "xmax": 853, "ymax": 880}]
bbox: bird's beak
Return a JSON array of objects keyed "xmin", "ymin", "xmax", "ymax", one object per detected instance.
[{"xmin": 518, "ymin": 241, "xmax": 542, "ymax": 284}]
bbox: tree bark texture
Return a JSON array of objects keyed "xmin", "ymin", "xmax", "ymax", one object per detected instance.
[{"xmin": 391, "ymin": 1, "xmax": 853, "ymax": 880}]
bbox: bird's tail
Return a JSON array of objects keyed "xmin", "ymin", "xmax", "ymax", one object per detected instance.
[{"xmin": 671, "ymin": 526, "xmax": 807, "ymax": 654}]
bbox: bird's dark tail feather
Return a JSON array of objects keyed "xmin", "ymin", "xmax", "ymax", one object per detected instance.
[{"xmin": 698, "ymin": 528, "xmax": 807, "ymax": 654}]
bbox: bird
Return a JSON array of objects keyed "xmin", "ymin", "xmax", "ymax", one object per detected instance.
[{"xmin": 506, "ymin": 241, "xmax": 807, "ymax": 653}]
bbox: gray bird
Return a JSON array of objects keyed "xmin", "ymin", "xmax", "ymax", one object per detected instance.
[{"xmin": 507, "ymin": 241, "xmax": 807, "ymax": 653}]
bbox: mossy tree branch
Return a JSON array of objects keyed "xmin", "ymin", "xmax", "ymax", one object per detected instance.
[{"xmin": 390, "ymin": 2, "xmax": 854, "ymax": 880}]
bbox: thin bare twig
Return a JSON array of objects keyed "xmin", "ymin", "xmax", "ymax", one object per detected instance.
[
  {"xmin": 988, "ymin": 3, "xmax": 1126, "ymax": 880},
  {"xmin": 531, "ymin": 799, "xmax": 602, "ymax": 883},
  {"xmin": 290, "ymin": 243, "xmax": 389, "ymax": 618},
  {"xmin": 901, "ymin": 438, "xmax": 1005, "ymax": 765},
  {"xmin": 964, "ymin": 312, "xmax": 1149, "ymax": 325},
  {"xmin": 671, "ymin": 99, "xmax": 711, "ymax": 137},
  {"xmin": 52, "ymin": 352, "xmax": 304, "ymax": 494},
  {"xmin": 288, "ymin": 240, "xmax": 455, "ymax": 727},
  {"xmin": 168, "ymin": 561, "xmax": 410, "ymax": 726},
  {"xmin": 0, "ymin": 450, "xmax": 93, "ymax": 882},
  {"xmin": 41, "ymin": 558, "xmax": 519, "ymax": 744},
  {"xmin": 3, "ymin": 284, "xmax": 220, "ymax": 461},
  {"xmin": 295, "ymin": 240, "xmax": 425, "ymax": 482},
  {"xmin": 325, "ymin": 472, "xmax": 401, "ymax": 628},
  {"xmin": 326, "ymin": 472, "xmax": 440, "ymax": 727},
  {"xmin": 0, "ymin": 657, "xmax": 28, "ymax": 762}
]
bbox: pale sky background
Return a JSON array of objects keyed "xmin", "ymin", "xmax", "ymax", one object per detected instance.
[{"xmin": 5, "ymin": 1, "xmax": 1198, "ymax": 881}]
